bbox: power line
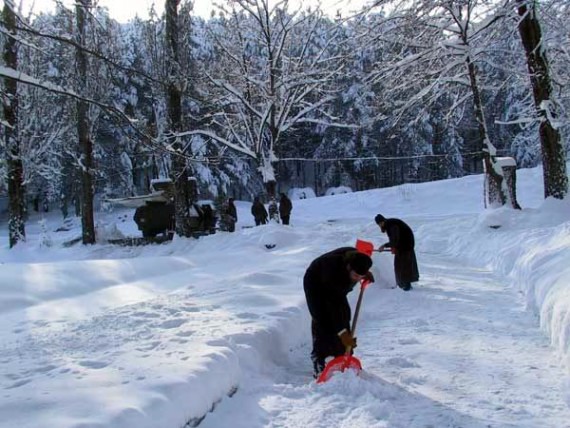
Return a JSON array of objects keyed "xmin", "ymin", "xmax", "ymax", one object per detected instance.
[{"xmin": 277, "ymin": 151, "xmax": 487, "ymax": 162}]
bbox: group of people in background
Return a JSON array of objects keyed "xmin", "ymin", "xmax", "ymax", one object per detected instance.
[
  {"xmin": 304, "ymin": 213, "xmax": 419, "ymax": 378},
  {"xmin": 221, "ymin": 192, "xmax": 294, "ymax": 231},
  {"xmin": 251, "ymin": 193, "xmax": 293, "ymax": 226}
]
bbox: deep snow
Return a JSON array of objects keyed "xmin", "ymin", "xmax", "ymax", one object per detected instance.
[{"xmin": 1, "ymin": 164, "xmax": 569, "ymax": 428}]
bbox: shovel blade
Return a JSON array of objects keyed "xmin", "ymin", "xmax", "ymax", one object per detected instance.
[
  {"xmin": 316, "ymin": 355, "xmax": 362, "ymax": 383},
  {"xmin": 355, "ymin": 239, "xmax": 374, "ymax": 257}
]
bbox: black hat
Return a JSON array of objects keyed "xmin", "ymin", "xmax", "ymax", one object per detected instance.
[
  {"xmin": 345, "ymin": 251, "xmax": 372, "ymax": 275},
  {"xmin": 374, "ymin": 214, "xmax": 386, "ymax": 225}
]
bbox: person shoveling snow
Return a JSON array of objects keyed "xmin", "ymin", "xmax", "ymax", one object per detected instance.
[{"xmin": 302, "ymin": 247, "xmax": 374, "ymax": 379}]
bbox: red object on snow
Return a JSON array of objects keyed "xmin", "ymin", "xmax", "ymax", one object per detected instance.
[
  {"xmin": 355, "ymin": 239, "xmax": 374, "ymax": 256},
  {"xmin": 316, "ymin": 354, "xmax": 362, "ymax": 383}
]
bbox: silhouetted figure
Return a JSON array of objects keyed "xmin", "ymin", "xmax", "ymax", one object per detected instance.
[
  {"xmin": 375, "ymin": 214, "xmax": 419, "ymax": 291},
  {"xmin": 304, "ymin": 247, "xmax": 374, "ymax": 378},
  {"xmin": 279, "ymin": 193, "xmax": 293, "ymax": 225},
  {"xmin": 223, "ymin": 198, "xmax": 238, "ymax": 232},
  {"xmin": 251, "ymin": 197, "xmax": 268, "ymax": 226}
]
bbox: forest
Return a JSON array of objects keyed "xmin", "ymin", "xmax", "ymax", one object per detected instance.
[{"xmin": 1, "ymin": 0, "xmax": 568, "ymax": 245}]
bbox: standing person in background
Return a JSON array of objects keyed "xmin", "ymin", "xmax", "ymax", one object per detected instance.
[
  {"xmin": 201, "ymin": 204, "xmax": 216, "ymax": 234},
  {"xmin": 278, "ymin": 193, "xmax": 293, "ymax": 225},
  {"xmin": 303, "ymin": 247, "xmax": 374, "ymax": 377},
  {"xmin": 224, "ymin": 198, "xmax": 238, "ymax": 232},
  {"xmin": 251, "ymin": 197, "xmax": 268, "ymax": 226},
  {"xmin": 375, "ymin": 214, "xmax": 419, "ymax": 291}
]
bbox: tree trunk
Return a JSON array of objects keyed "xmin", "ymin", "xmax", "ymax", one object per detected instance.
[
  {"xmin": 75, "ymin": 0, "xmax": 96, "ymax": 244},
  {"xmin": 517, "ymin": 0, "xmax": 568, "ymax": 199},
  {"xmin": 266, "ymin": 180, "xmax": 279, "ymax": 222},
  {"xmin": 165, "ymin": 0, "xmax": 192, "ymax": 237},
  {"xmin": 465, "ymin": 56, "xmax": 515, "ymax": 208},
  {"xmin": 2, "ymin": 0, "xmax": 26, "ymax": 248}
]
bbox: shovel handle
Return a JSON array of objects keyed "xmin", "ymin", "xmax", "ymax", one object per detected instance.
[
  {"xmin": 351, "ymin": 279, "xmax": 369, "ymax": 333},
  {"xmin": 344, "ymin": 279, "xmax": 370, "ymax": 355}
]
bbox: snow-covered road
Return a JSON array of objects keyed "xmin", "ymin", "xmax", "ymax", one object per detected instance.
[
  {"xmin": 200, "ymin": 249, "xmax": 570, "ymax": 428},
  {"xmin": 2, "ymin": 166, "xmax": 570, "ymax": 427}
]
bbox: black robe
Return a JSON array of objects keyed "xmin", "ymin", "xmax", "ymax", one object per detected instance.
[
  {"xmin": 382, "ymin": 218, "xmax": 420, "ymax": 287},
  {"xmin": 303, "ymin": 247, "xmax": 358, "ymax": 364},
  {"xmin": 251, "ymin": 201, "xmax": 268, "ymax": 225},
  {"xmin": 223, "ymin": 202, "xmax": 237, "ymax": 232},
  {"xmin": 278, "ymin": 195, "xmax": 293, "ymax": 224}
]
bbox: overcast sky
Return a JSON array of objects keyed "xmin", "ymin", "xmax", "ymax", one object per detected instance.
[{"xmin": 17, "ymin": 0, "xmax": 372, "ymax": 22}]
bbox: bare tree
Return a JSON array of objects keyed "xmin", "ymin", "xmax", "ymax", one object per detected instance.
[
  {"xmin": 2, "ymin": 0, "xmax": 26, "ymax": 247},
  {"xmin": 75, "ymin": 0, "xmax": 96, "ymax": 244},
  {"xmin": 516, "ymin": 0, "xmax": 568, "ymax": 199},
  {"xmin": 16, "ymin": 11, "xmax": 74, "ymax": 220},
  {"xmin": 366, "ymin": 0, "xmax": 524, "ymax": 207},
  {"xmin": 165, "ymin": 0, "xmax": 195, "ymax": 237},
  {"xmin": 208, "ymin": 0, "xmax": 345, "ymax": 202}
]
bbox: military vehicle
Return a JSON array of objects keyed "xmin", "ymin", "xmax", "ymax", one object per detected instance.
[
  {"xmin": 133, "ymin": 200, "xmax": 175, "ymax": 238},
  {"xmin": 108, "ymin": 178, "xmax": 217, "ymax": 241}
]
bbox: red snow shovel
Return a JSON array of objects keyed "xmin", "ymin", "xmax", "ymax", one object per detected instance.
[
  {"xmin": 316, "ymin": 278, "xmax": 371, "ymax": 383},
  {"xmin": 355, "ymin": 239, "xmax": 375, "ymax": 256},
  {"xmin": 356, "ymin": 238, "xmax": 391, "ymax": 256}
]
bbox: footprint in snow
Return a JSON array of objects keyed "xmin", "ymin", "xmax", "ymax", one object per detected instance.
[
  {"xmin": 136, "ymin": 341, "xmax": 161, "ymax": 351},
  {"xmin": 398, "ymin": 338, "xmax": 420, "ymax": 345},
  {"xmin": 32, "ymin": 364, "xmax": 58, "ymax": 374},
  {"xmin": 236, "ymin": 312, "xmax": 260, "ymax": 320},
  {"xmin": 158, "ymin": 318, "xmax": 187, "ymax": 329},
  {"xmin": 77, "ymin": 360, "xmax": 109, "ymax": 369},
  {"xmin": 399, "ymin": 374, "xmax": 427, "ymax": 385},
  {"xmin": 132, "ymin": 311, "xmax": 160, "ymax": 319},
  {"xmin": 5, "ymin": 379, "xmax": 32, "ymax": 389},
  {"xmin": 386, "ymin": 356, "xmax": 420, "ymax": 368}
]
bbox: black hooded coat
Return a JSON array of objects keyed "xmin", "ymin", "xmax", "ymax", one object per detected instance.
[
  {"xmin": 251, "ymin": 199, "xmax": 268, "ymax": 225},
  {"xmin": 303, "ymin": 247, "xmax": 361, "ymax": 363},
  {"xmin": 381, "ymin": 218, "xmax": 419, "ymax": 286}
]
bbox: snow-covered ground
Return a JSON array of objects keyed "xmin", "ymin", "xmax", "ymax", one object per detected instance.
[{"xmin": 1, "ymin": 165, "xmax": 569, "ymax": 428}]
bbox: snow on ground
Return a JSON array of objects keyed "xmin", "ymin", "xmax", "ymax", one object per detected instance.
[{"xmin": 0, "ymin": 164, "xmax": 569, "ymax": 428}]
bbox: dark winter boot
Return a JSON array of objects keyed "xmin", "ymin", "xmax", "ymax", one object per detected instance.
[{"xmin": 312, "ymin": 358, "xmax": 325, "ymax": 379}]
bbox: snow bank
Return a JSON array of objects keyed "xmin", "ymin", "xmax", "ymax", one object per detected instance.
[{"xmin": 420, "ymin": 197, "xmax": 570, "ymax": 370}]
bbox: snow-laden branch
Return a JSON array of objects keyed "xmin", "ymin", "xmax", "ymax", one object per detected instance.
[
  {"xmin": 0, "ymin": 66, "xmax": 212, "ymax": 163},
  {"xmin": 173, "ymin": 129, "xmax": 257, "ymax": 158},
  {"xmin": 1, "ymin": 24, "xmax": 163, "ymax": 86}
]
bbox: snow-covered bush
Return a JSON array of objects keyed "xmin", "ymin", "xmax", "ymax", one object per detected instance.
[
  {"xmin": 325, "ymin": 186, "xmax": 352, "ymax": 196},
  {"xmin": 288, "ymin": 187, "xmax": 316, "ymax": 200}
]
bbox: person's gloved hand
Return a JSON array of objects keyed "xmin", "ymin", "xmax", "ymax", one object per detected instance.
[
  {"xmin": 391, "ymin": 248, "xmax": 397, "ymax": 255},
  {"xmin": 364, "ymin": 271, "xmax": 375, "ymax": 283},
  {"xmin": 338, "ymin": 329, "xmax": 357, "ymax": 349}
]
